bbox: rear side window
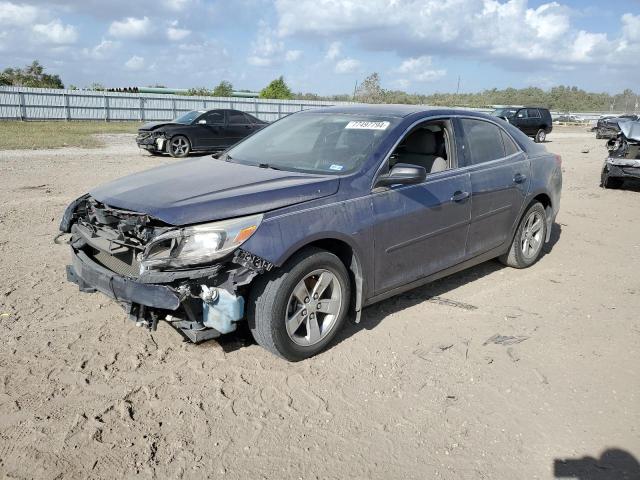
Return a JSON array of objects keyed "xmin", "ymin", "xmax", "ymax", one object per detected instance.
[
  {"xmin": 244, "ymin": 112, "xmax": 259, "ymax": 124},
  {"xmin": 527, "ymin": 108, "xmax": 541, "ymax": 118},
  {"xmin": 459, "ymin": 119, "xmax": 506, "ymax": 165},
  {"xmin": 500, "ymin": 130, "xmax": 520, "ymax": 156},
  {"xmin": 228, "ymin": 111, "xmax": 248, "ymax": 125}
]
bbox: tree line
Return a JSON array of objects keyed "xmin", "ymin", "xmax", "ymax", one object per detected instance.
[{"xmin": 1, "ymin": 61, "xmax": 637, "ymax": 113}]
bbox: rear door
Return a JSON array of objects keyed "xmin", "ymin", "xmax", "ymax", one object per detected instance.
[
  {"xmin": 527, "ymin": 108, "xmax": 543, "ymax": 133},
  {"xmin": 372, "ymin": 119, "xmax": 471, "ymax": 294},
  {"xmin": 456, "ymin": 118, "xmax": 530, "ymax": 257},
  {"xmin": 225, "ymin": 110, "xmax": 256, "ymax": 147}
]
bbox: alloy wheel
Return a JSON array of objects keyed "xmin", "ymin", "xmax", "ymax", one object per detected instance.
[
  {"xmin": 285, "ymin": 269, "xmax": 342, "ymax": 347},
  {"xmin": 521, "ymin": 211, "xmax": 544, "ymax": 259},
  {"xmin": 171, "ymin": 137, "xmax": 188, "ymax": 155}
]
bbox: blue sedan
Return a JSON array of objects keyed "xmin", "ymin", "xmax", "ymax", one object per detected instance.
[{"xmin": 61, "ymin": 105, "xmax": 562, "ymax": 360}]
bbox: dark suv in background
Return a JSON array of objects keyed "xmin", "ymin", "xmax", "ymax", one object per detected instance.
[{"xmin": 492, "ymin": 107, "xmax": 553, "ymax": 143}]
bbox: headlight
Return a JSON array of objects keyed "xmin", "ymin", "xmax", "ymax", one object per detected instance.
[{"xmin": 140, "ymin": 214, "xmax": 262, "ymax": 271}]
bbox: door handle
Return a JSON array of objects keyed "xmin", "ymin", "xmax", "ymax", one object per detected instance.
[
  {"xmin": 513, "ymin": 173, "xmax": 527, "ymax": 184},
  {"xmin": 451, "ymin": 191, "xmax": 470, "ymax": 203}
]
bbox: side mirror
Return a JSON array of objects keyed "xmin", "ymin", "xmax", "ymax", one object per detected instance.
[
  {"xmin": 375, "ymin": 163, "xmax": 426, "ymax": 187},
  {"xmin": 198, "ymin": 119, "xmax": 207, "ymax": 124}
]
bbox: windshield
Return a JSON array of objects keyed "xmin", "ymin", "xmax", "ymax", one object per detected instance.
[
  {"xmin": 492, "ymin": 108, "xmax": 517, "ymax": 118},
  {"xmin": 174, "ymin": 110, "xmax": 205, "ymax": 124},
  {"xmin": 225, "ymin": 113, "xmax": 400, "ymax": 174}
]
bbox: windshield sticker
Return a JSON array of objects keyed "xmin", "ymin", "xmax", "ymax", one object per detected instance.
[
  {"xmin": 329, "ymin": 164, "xmax": 344, "ymax": 171},
  {"xmin": 345, "ymin": 121, "xmax": 390, "ymax": 130}
]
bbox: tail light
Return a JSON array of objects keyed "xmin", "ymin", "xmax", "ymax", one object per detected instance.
[{"xmin": 554, "ymin": 154, "xmax": 562, "ymax": 167}]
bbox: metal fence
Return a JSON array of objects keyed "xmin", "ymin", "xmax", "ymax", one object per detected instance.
[
  {"xmin": 0, "ymin": 86, "xmax": 353, "ymax": 122},
  {"xmin": 0, "ymin": 86, "xmax": 618, "ymax": 123}
]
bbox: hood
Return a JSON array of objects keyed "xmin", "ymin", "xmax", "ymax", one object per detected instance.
[
  {"xmin": 138, "ymin": 121, "xmax": 180, "ymax": 131},
  {"xmin": 619, "ymin": 121, "xmax": 640, "ymax": 142},
  {"xmin": 90, "ymin": 157, "xmax": 340, "ymax": 226}
]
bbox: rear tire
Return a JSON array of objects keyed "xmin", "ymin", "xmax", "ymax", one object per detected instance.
[
  {"xmin": 534, "ymin": 129, "xmax": 546, "ymax": 143},
  {"xmin": 168, "ymin": 135, "xmax": 191, "ymax": 158},
  {"xmin": 248, "ymin": 248, "xmax": 351, "ymax": 361},
  {"xmin": 500, "ymin": 202, "xmax": 547, "ymax": 269}
]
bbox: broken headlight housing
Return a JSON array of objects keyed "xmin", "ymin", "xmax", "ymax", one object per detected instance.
[{"xmin": 140, "ymin": 214, "xmax": 262, "ymax": 272}]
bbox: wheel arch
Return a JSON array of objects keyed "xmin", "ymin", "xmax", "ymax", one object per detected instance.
[
  {"xmin": 525, "ymin": 191, "xmax": 553, "ymax": 242},
  {"xmin": 277, "ymin": 236, "xmax": 366, "ymax": 322}
]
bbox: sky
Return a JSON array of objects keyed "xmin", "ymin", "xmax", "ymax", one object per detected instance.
[{"xmin": 0, "ymin": 0, "xmax": 639, "ymax": 95}]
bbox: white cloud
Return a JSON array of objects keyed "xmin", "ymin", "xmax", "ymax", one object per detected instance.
[
  {"xmin": 395, "ymin": 56, "xmax": 445, "ymax": 82},
  {"xmin": 167, "ymin": 21, "xmax": 191, "ymax": 41},
  {"xmin": 248, "ymin": 21, "xmax": 297, "ymax": 67},
  {"xmin": 285, "ymin": 49, "xmax": 302, "ymax": 61},
  {"xmin": 108, "ymin": 16, "xmax": 152, "ymax": 38},
  {"xmin": 125, "ymin": 55, "xmax": 145, "ymax": 71},
  {"xmin": 32, "ymin": 20, "xmax": 78, "ymax": 44},
  {"xmin": 622, "ymin": 13, "xmax": 640, "ymax": 43},
  {"xmin": 0, "ymin": 2, "xmax": 39, "ymax": 26},
  {"xmin": 325, "ymin": 41, "xmax": 341, "ymax": 60},
  {"xmin": 274, "ymin": 0, "xmax": 640, "ymax": 69},
  {"xmin": 83, "ymin": 39, "xmax": 118, "ymax": 60},
  {"xmin": 163, "ymin": 0, "xmax": 191, "ymax": 11},
  {"xmin": 334, "ymin": 57, "xmax": 360, "ymax": 74}
]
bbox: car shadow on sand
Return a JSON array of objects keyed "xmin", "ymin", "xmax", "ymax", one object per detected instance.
[
  {"xmin": 554, "ymin": 448, "xmax": 639, "ymax": 480},
  {"xmin": 214, "ymin": 223, "xmax": 563, "ymax": 355}
]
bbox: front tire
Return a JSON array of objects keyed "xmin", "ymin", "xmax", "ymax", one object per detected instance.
[
  {"xmin": 248, "ymin": 248, "xmax": 351, "ymax": 361},
  {"xmin": 534, "ymin": 129, "xmax": 546, "ymax": 143},
  {"xmin": 168, "ymin": 135, "xmax": 191, "ymax": 158},
  {"xmin": 500, "ymin": 202, "xmax": 547, "ymax": 269}
]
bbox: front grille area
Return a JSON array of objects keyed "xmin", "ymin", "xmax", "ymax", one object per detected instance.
[{"xmin": 92, "ymin": 249, "xmax": 141, "ymax": 278}]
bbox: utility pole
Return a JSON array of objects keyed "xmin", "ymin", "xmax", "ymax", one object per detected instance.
[
  {"xmin": 456, "ymin": 76, "xmax": 461, "ymax": 95},
  {"xmin": 353, "ymin": 80, "xmax": 358, "ymax": 101}
]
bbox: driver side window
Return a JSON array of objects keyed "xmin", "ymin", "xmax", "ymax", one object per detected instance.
[{"xmin": 389, "ymin": 121, "xmax": 452, "ymax": 174}]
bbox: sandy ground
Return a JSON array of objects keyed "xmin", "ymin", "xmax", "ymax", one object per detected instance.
[{"xmin": 0, "ymin": 129, "xmax": 639, "ymax": 479}]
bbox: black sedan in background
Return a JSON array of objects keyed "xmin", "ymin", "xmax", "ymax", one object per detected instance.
[{"xmin": 136, "ymin": 109, "xmax": 267, "ymax": 158}]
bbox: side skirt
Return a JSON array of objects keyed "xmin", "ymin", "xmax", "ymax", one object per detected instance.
[{"xmin": 362, "ymin": 244, "xmax": 507, "ymax": 308}]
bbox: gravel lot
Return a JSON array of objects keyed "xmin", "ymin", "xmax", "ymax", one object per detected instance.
[{"xmin": 0, "ymin": 128, "xmax": 638, "ymax": 479}]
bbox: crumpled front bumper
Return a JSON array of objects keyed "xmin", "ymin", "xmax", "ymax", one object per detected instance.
[
  {"xmin": 605, "ymin": 158, "xmax": 640, "ymax": 180},
  {"xmin": 66, "ymin": 248, "xmax": 180, "ymax": 310},
  {"xmin": 136, "ymin": 133, "xmax": 165, "ymax": 152}
]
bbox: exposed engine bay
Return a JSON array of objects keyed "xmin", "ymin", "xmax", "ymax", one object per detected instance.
[{"xmin": 61, "ymin": 195, "xmax": 273, "ymax": 342}]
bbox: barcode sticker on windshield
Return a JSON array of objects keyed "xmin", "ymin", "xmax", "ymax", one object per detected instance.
[{"xmin": 345, "ymin": 121, "xmax": 390, "ymax": 130}]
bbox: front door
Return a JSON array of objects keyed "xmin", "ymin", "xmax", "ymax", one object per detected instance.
[
  {"xmin": 372, "ymin": 171, "xmax": 472, "ymax": 294},
  {"xmin": 193, "ymin": 110, "xmax": 226, "ymax": 149},
  {"xmin": 371, "ymin": 119, "xmax": 471, "ymax": 294}
]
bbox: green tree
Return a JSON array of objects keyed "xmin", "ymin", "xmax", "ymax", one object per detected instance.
[
  {"xmin": 213, "ymin": 80, "xmax": 233, "ymax": 97},
  {"xmin": 0, "ymin": 60, "xmax": 64, "ymax": 88},
  {"xmin": 355, "ymin": 73, "xmax": 385, "ymax": 104},
  {"xmin": 259, "ymin": 76, "xmax": 293, "ymax": 99},
  {"xmin": 184, "ymin": 87, "xmax": 212, "ymax": 96}
]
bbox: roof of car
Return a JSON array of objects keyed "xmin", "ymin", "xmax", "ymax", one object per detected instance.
[{"xmin": 305, "ymin": 104, "xmax": 485, "ymax": 118}]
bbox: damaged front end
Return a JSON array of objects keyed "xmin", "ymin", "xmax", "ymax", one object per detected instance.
[
  {"xmin": 60, "ymin": 195, "xmax": 273, "ymax": 342},
  {"xmin": 602, "ymin": 121, "xmax": 640, "ymax": 186},
  {"xmin": 136, "ymin": 130, "xmax": 167, "ymax": 153}
]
